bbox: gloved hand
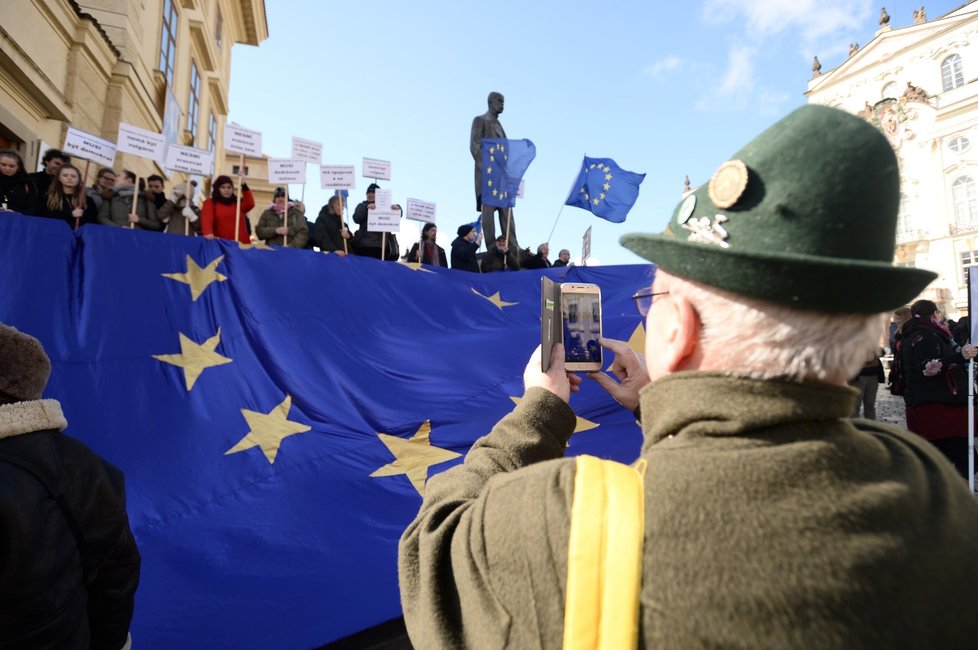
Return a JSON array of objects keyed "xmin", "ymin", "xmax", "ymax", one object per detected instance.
[{"xmin": 183, "ymin": 206, "xmax": 198, "ymax": 222}]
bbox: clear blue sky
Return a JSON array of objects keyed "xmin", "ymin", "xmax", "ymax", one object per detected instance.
[{"xmin": 227, "ymin": 0, "xmax": 965, "ymax": 265}]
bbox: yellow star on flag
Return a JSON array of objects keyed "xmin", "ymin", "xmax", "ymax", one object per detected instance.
[
  {"xmin": 162, "ymin": 255, "xmax": 226, "ymax": 301},
  {"xmin": 600, "ymin": 193, "xmax": 606, "ymax": 200},
  {"xmin": 584, "ymin": 193, "xmax": 590, "ymax": 200},
  {"xmin": 153, "ymin": 328, "xmax": 233, "ymax": 391},
  {"xmin": 490, "ymin": 155, "xmax": 495, "ymax": 162},
  {"xmin": 589, "ymin": 163, "xmax": 596, "ymax": 169},
  {"xmin": 487, "ymin": 166, "xmax": 492, "ymax": 175},
  {"xmin": 489, "ymin": 146, "xmax": 495, "ymax": 154},
  {"xmin": 492, "ymin": 189, "xmax": 498, "ymax": 197},
  {"xmin": 593, "ymin": 198, "xmax": 600, "ymax": 205},
  {"xmin": 579, "ymin": 187, "xmax": 586, "ymax": 193},
  {"xmin": 487, "ymin": 179, "xmax": 493, "ymax": 187},
  {"xmin": 225, "ymin": 395, "xmax": 311, "ymax": 464},
  {"xmin": 499, "ymin": 144, "xmax": 505, "ymax": 152},
  {"xmin": 238, "ymin": 240, "xmax": 275, "ymax": 251},
  {"xmin": 608, "ymin": 322, "xmax": 646, "ymax": 371},
  {"xmin": 471, "ymin": 288, "xmax": 519, "ymax": 309},
  {"xmin": 397, "ymin": 261, "xmax": 436, "ymax": 273},
  {"xmin": 605, "ymin": 173, "xmax": 613, "ymax": 180},
  {"xmin": 370, "ymin": 421, "xmax": 462, "ymax": 495},
  {"xmin": 603, "ymin": 165, "xmax": 611, "ymax": 173},
  {"xmin": 509, "ymin": 396, "xmax": 598, "ymax": 434},
  {"xmin": 603, "ymin": 183, "xmax": 610, "ymax": 191}
]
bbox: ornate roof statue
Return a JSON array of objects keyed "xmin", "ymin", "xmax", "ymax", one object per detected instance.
[
  {"xmin": 812, "ymin": 56, "xmax": 822, "ymax": 78},
  {"xmin": 903, "ymin": 81, "xmax": 929, "ymax": 103},
  {"xmin": 913, "ymin": 6, "xmax": 927, "ymax": 24},
  {"xmin": 859, "ymin": 101, "xmax": 874, "ymax": 120},
  {"xmin": 880, "ymin": 7, "xmax": 891, "ymax": 26},
  {"xmin": 684, "ymin": 175, "xmax": 691, "ymax": 193},
  {"xmin": 849, "ymin": 43, "xmax": 859, "ymax": 58}
]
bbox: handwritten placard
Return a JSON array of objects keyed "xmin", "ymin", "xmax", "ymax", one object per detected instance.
[
  {"xmin": 405, "ymin": 198, "xmax": 436, "ymax": 223},
  {"xmin": 224, "ymin": 124, "xmax": 262, "ymax": 156},
  {"xmin": 165, "ymin": 143, "xmax": 214, "ymax": 176},
  {"xmin": 321, "ymin": 165, "xmax": 356, "ymax": 189},
  {"xmin": 116, "ymin": 122, "xmax": 166, "ymax": 163},
  {"xmin": 62, "ymin": 127, "xmax": 116, "ymax": 167},
  {"xmin": 368, "ymin": 189, "xmax": 400, "ymax": 232},
  {"xmin": 362, "ymin": 157, "xmax": 391, "ymax": 181},
  {"xmin": 291, "ymin": 136, "xmax": 322, "ymax": 164},
  {"xmin": 268, "ymin": 159, "xmax": 307, "ymax": 184}
]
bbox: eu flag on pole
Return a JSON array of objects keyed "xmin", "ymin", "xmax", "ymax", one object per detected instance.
[
  {"xmin": 481, "ymin": 138, "xmax": 535, "ymax": 209},
  {"xmin": 565, "ymin": 156, "xmax": 646, "ymax": 223}
]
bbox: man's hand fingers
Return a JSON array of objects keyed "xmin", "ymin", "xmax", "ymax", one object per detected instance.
[{"xmin": 598, "ymin": 337, "xmax": 631, "ymax": 356}]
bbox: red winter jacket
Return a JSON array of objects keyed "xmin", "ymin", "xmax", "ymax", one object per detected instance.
[{"xmin": 201, "ymin": 190, "xmax": 255, "ymax": 243}]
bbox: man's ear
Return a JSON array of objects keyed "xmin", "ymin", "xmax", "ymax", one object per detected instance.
[{"xmin": 657, "ymin": 294, "xmax": 701, "ymax": 373}]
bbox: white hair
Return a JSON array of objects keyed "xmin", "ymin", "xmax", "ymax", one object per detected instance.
[{"xmin": 662, "ymin": 271, "xmax": 884, "ymax": 383}]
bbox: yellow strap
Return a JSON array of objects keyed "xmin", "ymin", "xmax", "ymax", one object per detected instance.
[{"xmin": 563, "ymin": 455, "xmax": 645, "ymax": 650}]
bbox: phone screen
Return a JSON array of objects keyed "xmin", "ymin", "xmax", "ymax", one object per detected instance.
[{"xmin": 561, "ymin": 291, "xmax": 602, "ymax": 365}]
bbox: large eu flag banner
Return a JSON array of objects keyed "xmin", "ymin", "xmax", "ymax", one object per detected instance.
[{"xmin": 0, "ymin": 212, "xmax": 653, "ymax": 648}]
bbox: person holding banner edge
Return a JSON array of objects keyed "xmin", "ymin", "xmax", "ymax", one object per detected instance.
[
  {"xmin": 256, "ymin": 187, "xmax": 308, "ymax": 248},
  {"xmin": 201, "ymin": 175, "xmax": 255, "ymax": 244},
  {"xmin": 406, "ymin": 223, "xmax": 447, "ymax": 266},
  {"xmin": 352, "ymin": 183, "xmax": 400, "ymax": 261},
  {"xmin": 313, "ymin": 195, "xmax": 352, "ymax": 255},
  {"xmin": 37, "ymin": 164, "xmax": 97, "ymax": 229}
]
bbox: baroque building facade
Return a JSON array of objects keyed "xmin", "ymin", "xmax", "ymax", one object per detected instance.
[
  {"xmin": 807, "ymin": 2, "xmax": 978, "ymax": 318},
  {"xmin": 0, "ymin": 0, "xmax": 266, "ymax": 187}
]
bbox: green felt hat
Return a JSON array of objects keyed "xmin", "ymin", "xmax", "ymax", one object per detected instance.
[{"xmin": 621, "ymin": 104, "xmax": 936, "ymax": 314}]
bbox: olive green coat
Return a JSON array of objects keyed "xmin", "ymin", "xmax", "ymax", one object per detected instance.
[
  {"xmin": 255, "ymin": 205, "xmax": 308, "ymax": 248},
  {"xmin": 399, "ymin": 373, "xmax": 978, "ymax": 649}
]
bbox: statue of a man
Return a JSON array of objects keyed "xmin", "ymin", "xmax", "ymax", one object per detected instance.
[{"xmin": 470, "ymin": 91, "xmax": 519, "ymax": 249}]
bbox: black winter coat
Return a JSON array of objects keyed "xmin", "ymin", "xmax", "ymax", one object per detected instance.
[
  {"xmin": 0, "ymin": 409, "xmax": 140, "ymax": 649},
  {"xmin": 450, "ymin": 236, "xmax": 480, "ymax": 273},
  {"xmin": 407, "ymin": 241, "xmax": 447, "ymax": 266},
  {"xmin": 900, "ymin": 318, "xmax": 969, "ymax": 407},
  {"xmin": 37, "ymin": 195, "xmax": 98, "ymax": 229},
  {"xmin": 313, "ymin": 207, "xmax": 349, "ymax": 252},
  {"xmin": 0, "ymin": 173, "xmax": 39, "ymax": 215}
]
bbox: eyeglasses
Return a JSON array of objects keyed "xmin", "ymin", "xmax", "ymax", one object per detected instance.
[{"xmin": 631, "ymin": 288, "xmax": 669, "ymax": 317}]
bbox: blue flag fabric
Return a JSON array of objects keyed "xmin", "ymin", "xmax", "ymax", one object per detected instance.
[
  {"xmin": 0, "ymin": 213, "xmax": 653, "ymax": 648},
  {"xmin": 565, "ymin": 156, "xmax": 646, "ymax": 223},
  {"xmin": 481, "ymin": 138, "xmax": 535, "ymax": 209}
]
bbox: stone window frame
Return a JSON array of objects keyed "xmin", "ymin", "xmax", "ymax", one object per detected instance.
[
  {"xmin": 159, "ymin": 0, "xmax": 179, "ymax": 88},
  {"xmin": 187, "ymin": 61, "xmax": 201, "ymax": 143},
  {"xmin": 942, "ymin": 54, "xmax": 965, "ymax": 92}
]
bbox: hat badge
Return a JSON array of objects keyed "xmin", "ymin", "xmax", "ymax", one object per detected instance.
[{"xmin": 708, "ymin": 159, "xmax": 749, "ymax": 209}]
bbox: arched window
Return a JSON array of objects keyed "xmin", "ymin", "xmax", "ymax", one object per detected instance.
[
  {"xmin": 882, "ymin": 81, "xmax": 898, "ymax": 99},
  {"xmin": 952, "ymin": 176, "xmax": 978, "ymax": 229},
  {"xmin": 942, "ymin": 54, "xmax": 964, "ymax": 91},
  {"xmin": 896, "ymin": 193, "xmax": 914, "ymax": 241},
  {"xmin": 949, "ymin": 136, "xmax": 971, "ymax": 153}
]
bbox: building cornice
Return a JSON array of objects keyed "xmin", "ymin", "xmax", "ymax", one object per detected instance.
[{"xmin": 66, "ymin": 0, "xmax": 120, "ymax": 59}]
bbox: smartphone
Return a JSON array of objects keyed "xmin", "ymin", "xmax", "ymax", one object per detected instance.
[{"xmin": 560, "ymin": 283, "xmax": 603, "ymax": 372}]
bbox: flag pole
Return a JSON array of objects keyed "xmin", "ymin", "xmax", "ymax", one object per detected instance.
[
  {"xmin": 548, "ymin": 156, "xmax": 588, "ymax": 246},
  {"xmin": 129, "ymin": 174, "xmax": 139, "ymax": 229},
  {"xmin": 546, "ymin": 204, "xmax": 566, "ymax": 245},
  {"xmin": 283, "ymin": 184, "xmax": 289, "ymax": 248},
  {"xmin": 339, "ymin": 193, "xmax": 348, "ymax": 255},
  {"xmin": 503, "ymin": 206, "xmax": 512, "ymax": 269},
  {"xmin": 234, "ymin": 154, "xmax": 244, "ymax": 242}
]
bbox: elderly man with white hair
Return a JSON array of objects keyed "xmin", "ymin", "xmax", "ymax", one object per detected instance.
[{"xmin": 398, "ymin": 105, "xmax": 978, "ymax": 649}]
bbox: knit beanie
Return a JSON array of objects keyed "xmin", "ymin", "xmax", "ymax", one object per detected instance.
[
  {"xmin": 457, "ymin": 224, "xmax": 474, "ymax": 238},
  {"xmin": 0, "ymin": 323, "xmax": 51, "ymax": 402}
]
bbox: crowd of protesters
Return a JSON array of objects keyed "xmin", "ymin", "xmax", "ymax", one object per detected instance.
[{"xmin": 1, "ymin": 149, "xmax": 575, "ymax": 272}]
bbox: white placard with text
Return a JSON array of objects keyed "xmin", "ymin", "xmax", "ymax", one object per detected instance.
[
  {"xmin": 321, "ymin": 165, "xmax": 356, "ymax": 189},
  {"xmin": 405, "ymin": 198, "xmax": 436, "ymax": 223},
  {"xmin": 362, "ymin": 157, "xmax": 391, "ymax": 181},
  {"xmin": 368, "ymin": 189, "xmax": 400, "ymax": 232},
  {"xmin": 165, "ymin": 144, "xmax": 214, "ymax": 176},
  {"xmin": 224, "ymin": 124, "xmax": 262, "ymax": 156},
  {"xmin": 268, "ymin": 159, "xmax": 307, "ymax": 184},
  {"xmin": 116, "ymin": 123, "xmax": 167, "ymax": 163},
  {"xmin": 62, "ymin": 127, "xmax": 116, "ymax": 167},
  {"xmin": 291, "ymin": 136, "xmax": 322, "ymax": 164}
]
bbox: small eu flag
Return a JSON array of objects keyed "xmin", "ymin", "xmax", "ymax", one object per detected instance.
[
  {"xmin": 565, "ymin": 157, "xmax": 645, "ymax": 223},
  {"xmin": 481, "ymin": 138, "xmax": 536, "ymax": 209}
]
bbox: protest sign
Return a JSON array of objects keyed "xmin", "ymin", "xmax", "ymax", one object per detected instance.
[
  {"xmin": 291, "ymin": 137, "xmax": 322, "ymax": 164},
  {"xmin": 268, "ymin": 159, "xmax": 307, "ymax": 184},
  {"xmin": 116, "ymin": 123, "xmax": 167, "ymax": 163},
  {"xmin": 62, "ymin": 127, "xmax": 116, "ymax": 167},
  {"xmin": 369, "ymin": 189, "xmax": 400, "ymax": 232},
  {"xmin": 224, "ymin": 124, "xmax": 262, "ymax": 156},
  {"xmin": 405, "ymin": 198, "xmax": 436, "ymax": 223},
  {"xmin": 321, "ymin": 165, "xmax": 356, "ymax": 189},
  {"xmin": 165, "ymin": 144, "xmax": 215, "ymax": 176},
  {"xmin": 582, "ymin": 226, "xmax": 592, "ymax": 265},
  {"xmin": 362, "ymin": 157, "xmax": 391, "ymax": 181}
]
